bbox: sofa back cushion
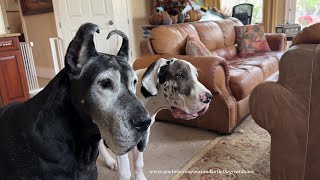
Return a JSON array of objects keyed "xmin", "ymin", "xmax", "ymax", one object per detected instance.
[
  {"xmin": 191, "ymin": 21, "xmax": 224, "ymax": 51},
  {"xmin": 150, "ymin": 18, "xmax": 243, "ymax": 56},
  {"xmin": 215, "ymin": 17, "xmax": 243, "ymax": 47},
  {"xmin": 151, "ymin": 23, "xmax": 200, "ymax": 55},
  {"xmin": 186, "ymin": 35, "xmax": 212, "ymax": 56},
  {"xmin": 213, "ymin": 18, "xmax": 243, "ymax": 59}
]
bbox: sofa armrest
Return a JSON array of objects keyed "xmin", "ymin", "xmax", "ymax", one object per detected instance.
[
  {"xmin": 249, "ymin": 82, "xmax": 305, "ymax": 133},
  {"xmin": 265, "ymin": 33, "xmax": 287, "ymax": 51},
  {"xmin": 250, "ymin": 44, "xmax": 316, "ymax": 133},
  {"xmin": 134, "ymin": 55, "xmax": 232, "ymax": 96},
  {"xmin": 140, "ymin": 38, "xmax": 156, "ymax": 56}
]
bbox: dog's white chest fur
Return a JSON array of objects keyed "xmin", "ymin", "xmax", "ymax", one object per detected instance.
[
  {"xmin": 135, "ymin": 68, "xmax": 170, "ymax": 123},
  {"xmin": 99, "ymin": 58, "xmax": 212, "ymax": 180}
]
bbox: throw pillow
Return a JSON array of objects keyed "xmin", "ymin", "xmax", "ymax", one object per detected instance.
[
  {"xmin": 235, "ymin": 24, "xmax": 271, "ymax": 56},
  {"xmin": 186, "ymin": 36, "xmax": 212, "ymax": 56}
]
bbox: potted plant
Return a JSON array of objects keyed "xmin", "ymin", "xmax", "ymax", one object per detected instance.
[{"xmin": 151, "ymin": 0, "xmax": 193, "ymax": 24}]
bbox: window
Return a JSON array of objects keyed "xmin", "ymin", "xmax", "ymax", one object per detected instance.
[
  {"xmin": 287, "ymin": 0, "xmax": 320, "ymax": 28},
  {"xmin": 221, "ymin": 0, "xmax": 263, "ymax": 24}
]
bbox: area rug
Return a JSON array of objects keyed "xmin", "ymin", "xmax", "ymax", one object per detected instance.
[
  {"xmin": 171, "ymin": 116, "xmax": 271, "ymax": 180},
  {"xmin": 97, "ymin": 121, "xmax": 219, "ymax": 180}
]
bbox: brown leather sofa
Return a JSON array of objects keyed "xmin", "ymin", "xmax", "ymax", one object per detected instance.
[
  {"xmin": 250, "ymin": 24, "xmax": 320, "ymax": 180},
  {"xmin": 134, "ymin": 18, "xmax": 287, "ymax": 134}
]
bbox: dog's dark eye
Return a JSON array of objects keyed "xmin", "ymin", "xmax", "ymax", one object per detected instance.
[
  {"xmin": 176, "ymin": 73, "xmax": 184, "ymax": 79},
  {"xmin": 133, "ymin": 79, "xmax": 137, "ymax": 86},
  {"xmin": 99, "ymin": 78, "xmax": 112, "ymax": 89}
]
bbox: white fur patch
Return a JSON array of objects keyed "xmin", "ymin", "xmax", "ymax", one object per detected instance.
[{"xmin": 141, "ymin": 58, "xmax": 172, "ymax": 96}]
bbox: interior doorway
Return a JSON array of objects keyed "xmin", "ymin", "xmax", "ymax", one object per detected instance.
[
  {"xmin": 52, "ymin": 0, "xmax": 135, "ymax": 67},
  {"xmin": 0, "ymin": 0, "xmax": 134, "ymax": 90},
  {"xmin": 0, "ymin": 0, "xmax": 24, "ymax": 37}
]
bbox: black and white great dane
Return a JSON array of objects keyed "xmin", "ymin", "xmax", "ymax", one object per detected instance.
[
  {"xmin": 0, "ymin": 23, "xmax": 151, "ymax": 179},
  {"xmin": 99, "ymin": 58, "xmax": 213, "ymax": 179}
]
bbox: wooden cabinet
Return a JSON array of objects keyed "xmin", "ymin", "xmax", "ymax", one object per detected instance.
[{"xmin": 0, "ymin": 36, "xmax": 29, "ymax": 107}]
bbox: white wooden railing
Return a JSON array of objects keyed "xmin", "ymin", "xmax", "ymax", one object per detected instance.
[
  {"xmin": 49, "ymin": 37, "xmax": 65, "ymax": 75},
  {"xmin": 19, "ymin": 42, "xmax": 42, "ymax": 96}
]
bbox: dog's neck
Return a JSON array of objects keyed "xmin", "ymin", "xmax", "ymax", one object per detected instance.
[{"xmin": 136, "ymin": 85, "xmax": 170, "ymax": 119}]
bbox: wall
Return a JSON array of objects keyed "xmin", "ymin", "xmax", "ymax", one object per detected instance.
[
  {"xmin": 6, "ymin": 12, "xmax": 22, "ymax": 33},
  {"xmin": 131, "ymin": 0, "xmax": 153, "ymax": 58},
  {"xmin": 23, "ymin": 12, "xmax": 57, "ymax": 77}
]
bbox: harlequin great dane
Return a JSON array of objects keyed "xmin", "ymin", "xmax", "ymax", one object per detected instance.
[
  {"xmin": 99, "ymin": 58, "xmax": 213, "ymax": 180},
  {"xmin": 0, "ymin": 23, "xmax": 151, "ymax": 179}
]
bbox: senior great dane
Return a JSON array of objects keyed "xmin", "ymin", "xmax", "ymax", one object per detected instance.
[
  {"xmin": 0, "ymin": 23, "xmax": 151, "ymax": 179},
  {"xmin": 99, "ymin": 58, "xmax": 213, "ymax": 180}
]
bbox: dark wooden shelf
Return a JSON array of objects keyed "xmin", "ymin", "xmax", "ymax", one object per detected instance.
[{"xmin": 0, "ymin": 36, "xmax": 29, "ymax": 107}]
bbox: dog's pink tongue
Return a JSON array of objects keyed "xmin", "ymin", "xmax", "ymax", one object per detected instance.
[
  {"xmin": 171, "ymin": 108, "xmax": 197, "ymax": 120},
  {"xmin": 171, "ymin": 108, "xmax": 183, "ymax": 119}
]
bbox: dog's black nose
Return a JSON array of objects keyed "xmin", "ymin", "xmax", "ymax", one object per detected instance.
[
  {"xmin": 134, "ymin": 118, "xmax": 151, "ymax": 132},
  {"xmin": 203, "ymin": 92, "xmax": 213, "ymax": 104}
]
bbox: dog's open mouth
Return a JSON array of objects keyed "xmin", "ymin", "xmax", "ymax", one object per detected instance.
[{"xmin": 170, "ymin": 105, "xmax": 209, "ymax": 120}]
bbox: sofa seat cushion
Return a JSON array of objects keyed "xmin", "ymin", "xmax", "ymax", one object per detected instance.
[
  {"xmin": 229, "ymin": 55, "xmax": 279, "ymax": 79},
  {"xmin": 211, "ymin": 46, "xmax": 238, "ymax": 59},
  {"xmin": 228, "ymin": 51, "xmax": 284, "ymax": 101},
  {"xmin": 229, "ymin": 65, "xmax": 264, "ymax": 101},
  {"xmin": 231, "ymin": 51, "xmax": 284, "ymax": 61}
]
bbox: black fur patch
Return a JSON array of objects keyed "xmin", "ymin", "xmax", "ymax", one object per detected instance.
[
  {"xmin": 140, "ymin": 61, "xmax": 160, "ymax": 98},
  {"xmin": 141, "ymin": 59, "xmax": 171, "ymax": 98},
  {"xmin": 140, "ymin": 85, "xmax": 155, "ymax": 98},
  {"xmin": 103, "ymin": 140, "xmax": 109, "ymax": 148},
  {"xmin": 158, "ymin": 65, "xmax": 169, "ymax": 84},
  {"xmin": 141, "ymin": 61, "xmax": 157, "ymax": 80}
]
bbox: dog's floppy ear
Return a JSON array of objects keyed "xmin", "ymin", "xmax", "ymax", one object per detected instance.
[
  {"xmin": 64, "ymin": 23, "xmax": 99, "ymax": 75},
  {"xmin": 107, "ymin": 30, "xmax": 129, "ymax": 62},
  {"xmin": 141, "ymin": 58, "xmax": 170, "ymax": 97}
]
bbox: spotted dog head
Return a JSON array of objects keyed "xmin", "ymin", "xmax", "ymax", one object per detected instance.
[
  {"xmin": 65, "ymin": 23, "xmax": 151, "ymax": 155},
  {"xmin": 141, "ymin": 58, "xmax": 212, "ymax": 120}
]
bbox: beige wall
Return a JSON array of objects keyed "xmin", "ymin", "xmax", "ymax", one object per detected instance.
[
  {"xmin": 6, "ymin": 12, "xmax": 22, "ymax": 33},
  {"xmin": 23, "ymin": 12, "xmax": 57, "ymax": 69},
  {"xmin": 131, "ymin": 0, "xmax": 152, "ymax": 58}
]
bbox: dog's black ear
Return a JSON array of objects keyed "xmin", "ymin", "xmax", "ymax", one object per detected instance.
[
  {"xmin": 65, "ymin": 23, "xmax": 99, "ymax": 74},
  {"xmin": 141, "ymin": 58, "xmax": 170, "ymax": 97},
  {"xmin": 107, "ymin": 30, "xmax": 129, "ymax": 62}
]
